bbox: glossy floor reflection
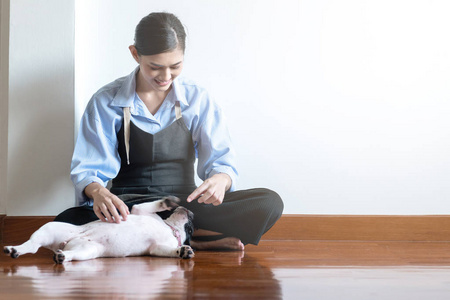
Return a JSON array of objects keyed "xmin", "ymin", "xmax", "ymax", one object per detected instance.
[
  {"xmin": 2, "ymin": 240, "xmax": 450, "ymax": 299},
  {"xmin": 2, "ymin": 257, "xmax": 194, "ymax": 299},
  {"xmin": 272, "ymin": 267, "xmax": 450, "ymax": 300}
]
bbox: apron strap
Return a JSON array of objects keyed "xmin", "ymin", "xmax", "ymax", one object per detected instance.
[
  {"xmin": 123, "ymin": 107, "xmax": 131, "ymax": 165},
  {"xmin": 175, "ymin": 101, "xmax": 182, "ymax": 120},
  {"xmin": 123, "ymin": 102, "xmax": 181, "ymax": 165}
]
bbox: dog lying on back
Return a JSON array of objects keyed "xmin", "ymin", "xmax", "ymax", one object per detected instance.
[{"xmin": 4, "ymin": 197, "xmax": 195, "ymax": 263}]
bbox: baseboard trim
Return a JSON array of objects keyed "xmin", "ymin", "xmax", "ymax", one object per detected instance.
[
  {"xmin": 1, "ymin": 215, "xmax": 450, "ymax": 244},
  {"xmin": 264, "ymin": 214, "xmax": 450, "ymax": 242}
]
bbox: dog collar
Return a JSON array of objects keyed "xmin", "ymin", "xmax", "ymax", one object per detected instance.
[{"xmin": 165, "ymin": 222, "xmax": 182, "ymax": 247}]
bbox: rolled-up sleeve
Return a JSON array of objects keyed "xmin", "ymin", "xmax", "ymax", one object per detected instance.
[
  {"xmin": 192, "ymin": 96, "xmax": 239, "ymax": 192},
  {"xmin": 71, "ymin": 105, "xmax": 121, "ymax": 206}
]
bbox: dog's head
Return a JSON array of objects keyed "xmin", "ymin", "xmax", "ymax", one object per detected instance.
[
  {"xmin": 168, "ymin": 206, "xmax": 195, "ymax": 246},
  {"xmin": 183, "ymin": 210, "xmax": 195, "ymax": 246}
]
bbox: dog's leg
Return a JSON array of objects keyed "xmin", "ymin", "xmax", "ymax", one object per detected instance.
[
  {"xmin": 3, "ymin": 222, "xmax": 79, "ymax": 259},
  {"xmin": 131, "ymin": 196, "xmax": 180, "ymax": 215},
  {"xmin": 149, "ymin": 244, "xmax": 195, "ymax": 259},
  {"xmin": 54, "ymin": 239, "xmax": 104, "ymax": 264}
]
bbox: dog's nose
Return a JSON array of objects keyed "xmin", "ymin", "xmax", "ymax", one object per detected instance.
[
  {"xmin": 175, "ymin": 207, "xmax": 193, "ymax": 218},
  {"xmin": 175, "ymin": 207, "xmax": 188, "ymax": 213},
  {"xmin": 173, "ymin": 206, "xmax": 193, "ymax": 220}
]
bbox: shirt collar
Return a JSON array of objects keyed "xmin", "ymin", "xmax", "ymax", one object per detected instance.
[
  {"xmin": 111, "ymin": 67, "xmax": 189, "ymax": 108},
  {"xmin": 161, "ymin": 78, "xmax": 189, "ymax": 112},
  {"xmin": 111, "ymin": 67, "xmax": 139, "ymax": 108},
  {"xmin": 171, "ymin": 77, "xmax": 189, "ymax": 106}
]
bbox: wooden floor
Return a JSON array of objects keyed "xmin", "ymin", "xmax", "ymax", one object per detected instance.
[{"xmin": 2, "ymin": 240, "xmax": 450, "ymax": 299}]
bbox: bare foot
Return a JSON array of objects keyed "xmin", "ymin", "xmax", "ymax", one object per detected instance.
[{"xmin": 191, "ymin": 237, "xmax": 245, "ymax": 251}]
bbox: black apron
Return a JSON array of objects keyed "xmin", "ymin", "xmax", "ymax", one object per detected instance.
[{"xmin": 111, "ymin": 101, "xmax": 197, "ymax": 195}]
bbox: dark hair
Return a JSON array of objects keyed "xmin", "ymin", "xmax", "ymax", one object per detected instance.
[{"xmin": 134, "ymin": 12, "xmax": 186, "ymax": 55}]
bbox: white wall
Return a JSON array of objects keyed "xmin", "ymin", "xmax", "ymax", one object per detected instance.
[
  {"xmin": 4, "ymin": 0, "xmax": 448, "ymax": 216},
  {"xmin": 75, "ymin": 0, "xmax": 450, "ymax": 215},
  {"xmin": 0, "ymin": 0, "xmax": 9, "ymax": 215},
  {"xmin": 6, "ymin": 0, "xmax": 75, "ymax": 215}
]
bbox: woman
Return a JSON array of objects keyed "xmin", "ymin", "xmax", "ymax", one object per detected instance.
[{"xmin": 56, "ymin": 12, "xmax": 283, "ymax": 250}]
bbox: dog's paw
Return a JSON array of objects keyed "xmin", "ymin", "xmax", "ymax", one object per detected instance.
[
  {"xmin": 160, "ymin": 196, "xmax": 180, "ymax": 211},
  {"xmin": 53, "ymin": 250, "xmax": 65, "ymax": 264},
  {"xmin": 3, "ymin": 246, "xmax": 11, "ymax": 255},
  {"xmin": 4, "ymin": 247, "xmax": 19, "ymax": 259},
  {"xmin": 177, "ymin": 245, "xmax": 195, "ymax": 259}
]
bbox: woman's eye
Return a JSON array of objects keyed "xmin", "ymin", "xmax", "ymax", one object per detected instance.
[{"xmin": 150, "ymin": 67, "xmax": 160, "ymax": 71}]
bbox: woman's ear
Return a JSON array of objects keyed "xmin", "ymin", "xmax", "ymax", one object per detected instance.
[{"xmin": 129, "ymin": 45, "xmax": 140, "ymax": 63}]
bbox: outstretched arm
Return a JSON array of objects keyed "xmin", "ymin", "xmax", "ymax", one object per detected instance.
[{"xmin": 189, "ymin": 93, "xmax": 238, "ymax": 206}]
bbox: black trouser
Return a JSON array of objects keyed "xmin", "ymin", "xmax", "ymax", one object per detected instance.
[{"xmin": 54, "ymin": 187, "xmax": 283, "ymax": 245}]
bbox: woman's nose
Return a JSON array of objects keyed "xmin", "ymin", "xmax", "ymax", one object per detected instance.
[{"xmin": 162, "ymin": 68, "xmax": 171, "ymax": 80}]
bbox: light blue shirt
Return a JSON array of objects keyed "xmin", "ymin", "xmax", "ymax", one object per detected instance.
[{"xmin": 71, "ymin": 67, "xmax": 238, "ymax": 205}]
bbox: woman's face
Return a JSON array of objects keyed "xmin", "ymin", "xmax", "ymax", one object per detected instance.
[{"xmin": 130, "ymin": 46, "xmax": 184, "ymax": 93}]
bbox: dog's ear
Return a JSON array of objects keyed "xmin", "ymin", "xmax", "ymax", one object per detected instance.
[
  {"xmin": 164, "ymin": 196, "xmax": 180, "ymax": 204},
  {"xmin": 183, "ymin": 218, "xmax": 195, "ymax": 246}
]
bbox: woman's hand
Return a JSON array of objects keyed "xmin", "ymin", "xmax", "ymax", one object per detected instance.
[
  {"xmin": 84, "ymin": 182, "xmax": 130, "ymax": 223},
  {"xmin": 187, "ymin": 173, "xmax": 232, "ymax": 206}
]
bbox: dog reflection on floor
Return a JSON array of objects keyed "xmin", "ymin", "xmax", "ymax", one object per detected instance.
[{"xmin": 2, "ymin": 257, "xmax": 195, "ymax": 298}]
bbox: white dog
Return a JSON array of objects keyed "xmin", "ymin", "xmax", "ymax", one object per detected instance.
[{"xmin": 3, "ymin": 197, "xmax": 195, "ymax": 263}]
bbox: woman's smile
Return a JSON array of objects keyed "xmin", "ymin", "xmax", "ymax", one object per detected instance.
[{"xmin": 155, "ymin": 78, "xmax": 172, "ymax": 86}]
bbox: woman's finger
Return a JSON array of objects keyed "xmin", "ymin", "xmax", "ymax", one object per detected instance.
[
  {"xmin": 105, "ymin": 200, "xmax": 122, "ymax": 223},
  {"xmin": 187, "ymin": 183, "xmax": 208, "ymax": 202},
  {"xmin": 203, "ymin": 192, "xmax": 220, "ymax": 205},
  {"xmin": 199, "ymin": 188, "xmax": 217, "ymax": 204},
  {"xmin": 212, "ymin": 192, "xmax": 225, "ymax": 206},
  {"xmin": 93, "ymin": 205, "xmax": 107, "ymax": 222},
  {"xmin": 99, "ymin": 203, "xmax": 113, "ymax": 223},
  {"xmin": 113, "ymin": 198, "xmax": 130, "ymax": 221}
]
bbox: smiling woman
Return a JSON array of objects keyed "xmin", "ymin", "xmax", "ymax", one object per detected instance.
[
  {"xmin": 129, "ymin": 13, "xmax": 186, "ymax": 114},
  {"xmin": 130, "ymin": 48, "xmax": 184, "ymax": 114},
  {"xmin": 54, "ymin": 12, "xmax": 284, "ymax": 251}
]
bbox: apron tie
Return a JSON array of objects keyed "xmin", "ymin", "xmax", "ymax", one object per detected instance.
[
  {"xmin": 175, "ymin": 101, "xmax": 182, "ymax": 120},
  {"xmin": 123, "ymin": 107, "xmax": 131, "ymax": 165}
]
